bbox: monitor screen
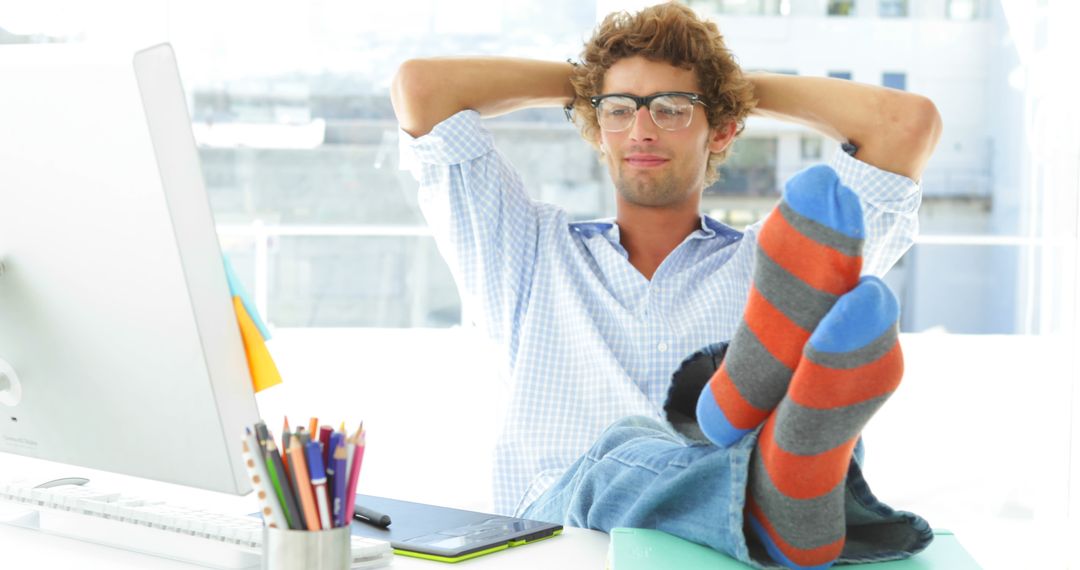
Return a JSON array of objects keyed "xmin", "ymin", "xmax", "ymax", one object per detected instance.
[{"xmin": 0, "ymin": 44, "xmax": 260, "ymax": 494}]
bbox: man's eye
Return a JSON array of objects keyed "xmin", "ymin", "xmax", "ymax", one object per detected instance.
[
  {"xmin": 656, "ymin": 106, "xmax": 686, "ymax": 117},
  {"xmin": 607, "ymin": 107, "xmax": 633, "ymax": 117}
]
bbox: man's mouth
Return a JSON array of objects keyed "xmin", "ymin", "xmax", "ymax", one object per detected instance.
[{"xmin": 624, "ymin": 154, "xmax": 669, "ymax": 168}]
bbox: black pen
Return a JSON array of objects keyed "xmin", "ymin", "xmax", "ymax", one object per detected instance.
[{"xmin": 353, "ymin": 505, "xmax": 392, "ymax": 528}]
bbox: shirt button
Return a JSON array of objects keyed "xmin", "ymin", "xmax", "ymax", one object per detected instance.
[{"xmin": 657, "ymin": 342, "xmax": 668, "ymax": 352}]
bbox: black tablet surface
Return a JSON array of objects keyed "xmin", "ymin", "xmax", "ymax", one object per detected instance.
[{"xmin": 348, "ymin": 494, "xmax": 563, "ymax": 563}]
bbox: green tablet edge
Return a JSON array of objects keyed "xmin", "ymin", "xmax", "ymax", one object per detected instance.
[{"xmin": 392, "ymin": 527, "xmax": 563, "ymax": 563}]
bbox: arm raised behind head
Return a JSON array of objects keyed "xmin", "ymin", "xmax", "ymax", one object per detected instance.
[
  {"xmin": 390, "ymin": 57, "xmax": 577, "ymax": 138},
  {"xmin": 746, "ymin": 72, "xmax": 943, "ymax": 182}
]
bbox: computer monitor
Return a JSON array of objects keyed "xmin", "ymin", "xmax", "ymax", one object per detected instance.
[{"xmin": 0, "ymin": 44, "xmax": 260, "ymax": 494}]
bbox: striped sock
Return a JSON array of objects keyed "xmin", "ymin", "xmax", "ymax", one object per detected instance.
[
  {"xmin": 746, "ymin": 276, "xmax": 904, "ymax": 570},
  {"xmin": 697, "ymin": 165, "xmax": 865, "ymax": 448}
]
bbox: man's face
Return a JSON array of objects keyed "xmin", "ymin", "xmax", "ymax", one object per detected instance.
[{"xmin": 597, "ymin": 56, "xmax": 733, "ymax": 209}]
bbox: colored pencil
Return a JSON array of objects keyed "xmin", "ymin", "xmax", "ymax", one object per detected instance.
[
  {"xmin": 331, "ymin": 437, "xmax": 348, "ymax": 527},
  {"xmin": 343, "ymin": 426, "xmax": 365, "ymax": 523},
  {"xmin": 318, "ymin": 426, "xmax": 334, "ymax": 495},
  {"xmin": 253, "ymin": 421, "xmax": 270, "ymax": 461},
  {"xmin": 281, "ymin": 417, "xmax": 291, "ymax": 473},
  {"xmin": 318, "ymin": 426, "xmax": 334, "ymax": 469},
  {"xmin": 288, "ymin": 434, "xmax": 320, "ymax": 530},
  {"xmin": 241, "ymin": 428, "xmax": 287, "ymax": 529},
  {"xmin": 264, "ymin": 437, "xmax": 302, "ymax": 530},
  {"xmin": 325, "ymin": 432, "xmax": 343, "ymax": 524},
  {"xmin": 282, "ymin": 435, "xmax": 308, "ymax": 530}
]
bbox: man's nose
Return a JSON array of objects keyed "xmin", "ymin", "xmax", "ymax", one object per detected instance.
[{"xmin": 628, "ymin": 105, "xmax": 657, "ymax": 141}]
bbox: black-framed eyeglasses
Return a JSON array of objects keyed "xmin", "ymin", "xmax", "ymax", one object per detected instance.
[{"xmin": 589, "ymin": 91, "xmax": 708, "ymax": 132}]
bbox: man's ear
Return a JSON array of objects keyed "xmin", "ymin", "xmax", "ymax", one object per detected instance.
[{"xmin": 708, "ymin": 121, "xmax": 738, "ymax": 154}]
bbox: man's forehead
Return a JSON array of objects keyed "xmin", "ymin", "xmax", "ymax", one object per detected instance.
[{"xmin": 600, "ymin": 56, "xmax": 700, "ymax": 94}]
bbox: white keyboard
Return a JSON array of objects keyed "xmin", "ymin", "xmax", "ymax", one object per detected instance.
[{"xmin": 0, "ymin": 481, "xmax": 393, "ymax": 569}]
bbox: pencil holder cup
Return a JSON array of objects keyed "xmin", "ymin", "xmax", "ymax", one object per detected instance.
[{"xmin": 262, "ymin": 526, "xmax": 351, "ymax": 570}]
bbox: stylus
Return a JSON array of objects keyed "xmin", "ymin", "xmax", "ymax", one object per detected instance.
[{"xmin": 354, "ymin": 505, "xmax": 392, "ymax": 528}]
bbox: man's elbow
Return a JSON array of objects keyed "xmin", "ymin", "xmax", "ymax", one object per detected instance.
[
  {"xmin": 890, "ymin": 95, "xmax": 943, "ymax": 181},
  {"xmin": 391, "ymin": 59, "xmax": 436, "ymax": 137},
  {"xmin": 903, "ymin": 96, "xmax": 943, "ymax": 155}
]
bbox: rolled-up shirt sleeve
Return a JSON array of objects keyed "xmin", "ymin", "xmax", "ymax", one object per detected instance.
[
  {"xmin": 399, "ymin": 110, "xmax": 540, "ymax": 349},
  {"xmin": 828, "ymin": 146, "xmax": 922, "ymax": 277}
]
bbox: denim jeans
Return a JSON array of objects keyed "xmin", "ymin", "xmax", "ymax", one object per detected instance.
[{"xmin": 521, "ymin": 416, "xmax": 933, "ymax": 569}]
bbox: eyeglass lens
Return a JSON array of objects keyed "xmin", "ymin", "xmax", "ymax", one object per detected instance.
[{"xmin": 596, "ymin": 94, "xmax": 697, "ymax": 131}]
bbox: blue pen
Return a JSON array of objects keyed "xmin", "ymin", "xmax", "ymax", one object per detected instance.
[
  {"xmin": 305, "ymin": 441, "xmax": 332, "ymax": 529},
  {"xmin": 331, "ymin": 436, "xmax": 349, "ymax": 527},
  {"xmin": 326, "ymin": 432, "xmax": 345, "ymax": 527}
]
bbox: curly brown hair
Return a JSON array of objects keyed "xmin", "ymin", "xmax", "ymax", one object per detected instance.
[{"xmin": 570, "ymin": 2, "xmax": 757, "ymax": 185}]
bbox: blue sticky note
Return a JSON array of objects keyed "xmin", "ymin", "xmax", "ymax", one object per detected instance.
[{"xmin": 222, "ymin": 254, "xmax": 271, "ymax": 340}]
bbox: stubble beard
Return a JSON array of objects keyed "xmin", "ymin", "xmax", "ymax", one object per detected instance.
[{"xmin": 613, "ymin": 161, "xmax": 700, "ymax": 208}]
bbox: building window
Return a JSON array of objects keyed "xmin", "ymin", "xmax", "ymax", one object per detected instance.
[
  {"xmin": 827, "ymin": 0, "xmax": 856, "ymax": 16},
  {"xmin": 707, "ymin": 137, "xmax": 779, "ymax": 197},
  {"xmin": 828, "ymin": 71, "xmax": 853, "ymax": 80},
  {"xmin": 947, "ymin": 0, "xmax": 981, "ymax": 20},
  {"xmin": 685, "ymin": 0, "xmax": 789, "ymax": 16},
  {"xmin": 883, "ymin": 72, "xmax": 907, "ymax": 91},
  {"xmin": 801, "ymin": 136, "xmax": 823, "ymax": 160},
  {"xmin": 879, "ymin": 0, "xmax": 908, "ymax": 17}
]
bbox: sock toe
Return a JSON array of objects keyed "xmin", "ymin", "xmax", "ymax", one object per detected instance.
[
  {"xmin": 783, "ymin": 165, "xmax": 864, "ymax": 241},
  {"xmin": 808, "ymin": 276, "xmax": 899, "ymax": 354},
  {"xmin": 696, "ymin": 384, "xmax": 747, "ymax": 447}
]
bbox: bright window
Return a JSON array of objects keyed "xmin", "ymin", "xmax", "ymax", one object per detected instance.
[
  {"xmin": 685, "ymin": 0, "xmax": 789, "ymax": 16},
  {"xmin": 883, "ymin": 71, "xmax": 907, "ymax": 90},
  {"xmin": 828, "ymin": 0, "xmax": 856, "ymax": 16},
  {"xmin": 879, "ymin": 0, "xmax": 908, "ymax": 18},
  {"xmin": 947, "ymin": 0, "xmax": 982, "ymax": 20}
]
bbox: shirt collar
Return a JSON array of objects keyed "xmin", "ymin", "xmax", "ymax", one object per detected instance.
[{"xmin": 569, "ymin": 214, "xmax": 742, "ymax": 247}]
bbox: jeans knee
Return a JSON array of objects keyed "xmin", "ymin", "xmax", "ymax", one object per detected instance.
[{"xmin": 589, "ymin": 416, "xmax": 677, "ymax": 460}]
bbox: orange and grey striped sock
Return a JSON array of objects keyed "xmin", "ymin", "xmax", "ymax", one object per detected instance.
[
  {"xmin": 746, "ymin": 276, "xmax": 903, "ymax": 570},
  {"xmin": 697, "ymin": 165, "xmax": 864, "ymax": 447}
]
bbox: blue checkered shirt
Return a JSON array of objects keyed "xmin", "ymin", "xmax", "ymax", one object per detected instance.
[{"xmin": 400, "ymin": 110, "xmax": 921, "ymax": 515}]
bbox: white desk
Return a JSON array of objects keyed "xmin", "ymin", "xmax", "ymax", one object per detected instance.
[
  {"xmin": 0, "ymin": 518, "xmax": 609, "ymax": 569},
  {"xmin": 0, "ymin": 454, "xmax": 608, "ymax": 568}
]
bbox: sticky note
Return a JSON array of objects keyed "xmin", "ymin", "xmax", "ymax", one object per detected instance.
[
  {"xmin": 233, "ymin": 296, "xmax": 282, "ymax": 392},
  {"xmin": 223, "ymin": 255, "xmax": 271, "ymax": 340}
]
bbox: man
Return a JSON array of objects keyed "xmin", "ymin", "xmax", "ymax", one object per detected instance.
[{"xmin": 392, "ymin": 3, "xmax": 941, "ymax": 568}]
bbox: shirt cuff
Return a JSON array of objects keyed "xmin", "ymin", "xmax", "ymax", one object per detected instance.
[
  {"xmin": 398, "ymin": 110, "xmax": 495, "ymax": 169},
  {"xmin": 828, "ymin": 146, "xmax": 922, "ymax": 214}
]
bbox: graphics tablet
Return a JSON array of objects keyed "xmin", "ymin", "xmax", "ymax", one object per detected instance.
[{"xmin": 349, "ymin": 494, "xmax": 563, "ymax": 563}]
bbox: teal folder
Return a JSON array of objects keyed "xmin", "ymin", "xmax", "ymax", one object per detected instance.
[{"xmin": 608, "ymin": 528, "xmax": 981, "ymax": 569}]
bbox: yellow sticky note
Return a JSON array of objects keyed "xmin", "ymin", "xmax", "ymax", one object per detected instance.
[{"xmin": 233, "ymin": 296, "xmax": 282, "ymax": 392}]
